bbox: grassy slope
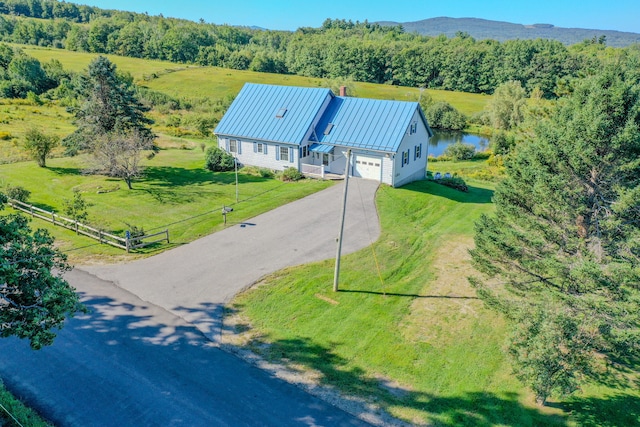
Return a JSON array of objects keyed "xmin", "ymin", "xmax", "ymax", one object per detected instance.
[
  {"xmin": 0, "ymin": 379, "xmax": 51, "ymax": 427},
  {"xmin": 228, "ymin": 179, "xmax": 639, "ymax": 426}
]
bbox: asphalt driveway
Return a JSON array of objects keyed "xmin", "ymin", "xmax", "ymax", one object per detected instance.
[
  {"xmin": 0, "ymin": 178, "xmax": 381, "ymax": 426},
  {"xmin": 83, "ymin": 178, "xmax": 380, "ymax": 341}
]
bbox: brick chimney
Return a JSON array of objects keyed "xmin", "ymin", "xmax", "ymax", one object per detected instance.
[{"xmin": 339, "ymin": 86, "xmax": 347, "ymax": 97}]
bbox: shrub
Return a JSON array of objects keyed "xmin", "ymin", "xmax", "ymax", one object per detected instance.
[
  {"xmin": 244, "ymin": 166, "xmax": 275, "ymax": 179},
  {"xmin": 280, "ymin": 167, "xmax": 304, "ymax": 182},
  {"xmin": 444, "ymin": 142, "xmax": 476, "ymax": 161},
  {"xmin": 0, "ymin": 131, "xmax": 12, "ymax": 140},
  {"xmin": 205, "ymin": 146, "xmax": 235, "ymax": 172},
  {"xmin": 63, "ymin": 189, "xmax": 88, "ymax": 223},
  {"xmin": 5, "ymin": 185, "xmax": 30, "ymax": 202},
  {"xmin": 473, "ymin": 151, "xmax": 492, "ymax": 160},
  {"xmin": 438, "ymin": 175, "xmax": 468, "ymax": 192},
  {"xmin": 259, "ymin": 168, "xmax": 275, "ymax": 179}
]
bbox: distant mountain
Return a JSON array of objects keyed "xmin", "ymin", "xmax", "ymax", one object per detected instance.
[{"xmin": 377, "ymin": 17, "xmax": 640, "ymax": 47}]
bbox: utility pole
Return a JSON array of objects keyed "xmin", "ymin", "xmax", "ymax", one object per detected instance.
[
  {"xmin": 234, "ymin": 155, "xmax": 239, "ymax": 203},
  {"xmin": 333, "ymin": 149, "xmax": 351, "ymax": 292}
]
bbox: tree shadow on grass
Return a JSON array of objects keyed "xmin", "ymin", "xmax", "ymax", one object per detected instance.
[
  {"xmin": 554, "ymin": 394, "xmax": 640, "ymax": 427},
  {"xmin": 338, "ymin": 289, "xmax": 478, "ymax": 299},
  {"xmin": 47, "ymin": 166, "xmax": 84, "ymax": 176},
  {"xmin": 141, "ymin": 166, "xmax": 269, "ymax": 188},
  {"xmin": 228, "ymin": 331, "xmax": 567, "ymax": 426},
  {"xmin": 402, "ymin": 179, "xmax": 494, "ymax": 204}
]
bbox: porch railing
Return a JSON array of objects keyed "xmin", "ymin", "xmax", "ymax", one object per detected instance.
[{"xmin": 301, "ymin": 163, "xmax": 325, "ymax": 178}]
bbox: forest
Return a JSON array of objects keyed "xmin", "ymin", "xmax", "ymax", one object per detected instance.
[{"xmin": 1, "ymin": 0, "xmax": 639, "ymax": 100}]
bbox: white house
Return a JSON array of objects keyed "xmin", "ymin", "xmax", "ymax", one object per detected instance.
[{"xmin": 214, "ymin": 83, "xmax": 433, "ymax": 187}]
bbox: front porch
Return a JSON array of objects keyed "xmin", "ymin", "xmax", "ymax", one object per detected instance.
[{"xmin": 300, "ymin": 163, "xmax": 344, "ymax": 180}]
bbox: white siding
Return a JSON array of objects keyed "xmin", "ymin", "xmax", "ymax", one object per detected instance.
[
  {"xmin": 391, "ymin": 110, "xmax": 429, "ymax": 187},
  {"xmin": 218, "ymin": 137, "xmax": 297, "ymax": 171}
]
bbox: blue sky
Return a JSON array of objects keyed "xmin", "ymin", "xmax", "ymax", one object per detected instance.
[{"xmin": 78, "ymin": 0, "xmax": 640, "ymax": 33}]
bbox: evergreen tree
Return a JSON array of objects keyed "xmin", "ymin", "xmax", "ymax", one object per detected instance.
[
  {"xmin": 64, "ymin": 56, "xmax": 153, "ymax": 154},
  {"xmin": 470, "ymin": 70, "xmax": 640, "ymax": 404}
]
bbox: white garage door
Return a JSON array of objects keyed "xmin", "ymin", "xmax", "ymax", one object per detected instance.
[{"xmin": 353, "ymin": 154, "xmax": 382, "ymax": 181}]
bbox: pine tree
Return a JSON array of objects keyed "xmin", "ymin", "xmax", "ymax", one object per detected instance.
[
  {"xmin": 470, "ymin": 70, "xmax": 640, "ymax": 404},
  {"xmin": 64, "ymin": 56, "xmax": 153, "ymax": 154}
]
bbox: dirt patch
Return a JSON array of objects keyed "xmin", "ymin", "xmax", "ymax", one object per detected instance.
[{"xmin": 401, "ymin": 236, "xmax": 487, "ymax": 347}]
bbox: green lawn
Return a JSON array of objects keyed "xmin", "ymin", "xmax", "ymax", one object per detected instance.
[
  {"xmin": 0, "ymin": 379, "xmax": 51, "ymax": 427},
  {"xmin": 0, "ymin": 148, "xmax": 332, "ymax": 263},
  {"xmin": 226, "ymin": 179, "xmax": 639, "ymax": 426}
]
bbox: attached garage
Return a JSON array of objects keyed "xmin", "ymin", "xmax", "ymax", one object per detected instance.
[{"xmin": 352, "ymin": 154, "xmax": 382, "ymax": 181}]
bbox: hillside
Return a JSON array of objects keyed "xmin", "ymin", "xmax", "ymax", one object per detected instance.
[{"xmin": 378, "ymin": 17, "xmax": 640, "ymax": 47}]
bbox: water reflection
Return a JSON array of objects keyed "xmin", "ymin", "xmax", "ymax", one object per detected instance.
[{"xmin": 428, "ymin": 131, "xmax": 490, "ymax": 158}]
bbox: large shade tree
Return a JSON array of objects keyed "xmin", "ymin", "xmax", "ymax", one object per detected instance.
[
  {"xmin": 0, "ymin": 194, "xmax": 84, "ymax": 349},
  {"xmin": 470, "ymin": 70, "xmax": 640, "ymax": 404}
]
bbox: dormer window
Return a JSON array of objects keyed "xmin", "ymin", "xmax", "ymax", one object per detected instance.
[
  {"xmin": 276, "ymin": 108, "xmax": 287, "ymax": 118},
  {"xmin": 409, "ymin": 122, "xmax": 417, "ymax": 135},
  {"xmin": 324, "ymin": 123, "xmax": 334, "ymax": 135}
]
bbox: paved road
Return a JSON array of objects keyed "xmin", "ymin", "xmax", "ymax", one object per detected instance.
[
  {"xmin": 0, "ymin": 179, "xmax": 381, "ymax": 426},
  {"xmin": 0, "ymin": 270, "xmax": 368, "ymax": 426}
]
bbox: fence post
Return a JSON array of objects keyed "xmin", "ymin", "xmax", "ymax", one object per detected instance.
[
  {"xmin": 75, "ymin": 220, "xmax": 79, "ymax": 234},
  {"xmin": 52, "ymin": 212, "xmax": 55, "ymax": 225},
  {"xmin": 125, "ymin": 230, "xmax": 131, "ymax": 253},
  {"xmin": 30, "ymin": 204, "xmax": 33, "ymax": 217},
  {"xmin": 166, "ymin": 229, "xmax": 170, "ymax": 244}
]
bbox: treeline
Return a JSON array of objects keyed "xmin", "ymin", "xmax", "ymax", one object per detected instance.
[{"xmin": 1, "ymin": 1, "xmax": 639, "ymax": 98}]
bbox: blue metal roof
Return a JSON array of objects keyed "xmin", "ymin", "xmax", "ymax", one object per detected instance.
[
  {"xmin": 309, "ymin": 143, "xmax": 334, "ymax": 154},
  {"xmin": 315, "ymin": 97, "xmax": 430, "ymax": 153},
  {"xmin": 214, "ymin": 83, "xmax": 332, "ymax": 145}
]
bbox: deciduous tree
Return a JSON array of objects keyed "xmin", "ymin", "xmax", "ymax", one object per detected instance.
[
  {"xmin": 92, "ymin": 131, "xmax": 151, "ymax": 189},
  {"xmin": 470, "ymin": 70, "xmax": 640, "ymax": 405},
  {"xmin": 486, "ymin": 80, "xmax": 527, "ymax": 130},
  {"xmin": 0, "ymin": 194, "xmax": 84, "ymax": 349},
  {"xmin": 22, "ymin": 127, "xmax": 59, "ymax": 167}
]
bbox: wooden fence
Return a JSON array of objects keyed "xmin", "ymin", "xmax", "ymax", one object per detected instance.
[{"xmin": 8, "ymin": 198, "xmax": 169, "ymax": 252}]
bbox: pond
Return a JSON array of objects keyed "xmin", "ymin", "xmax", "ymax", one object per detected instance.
[{"xmin": 427, "ymin": 130, "xmax": 491, "ymax": 158}]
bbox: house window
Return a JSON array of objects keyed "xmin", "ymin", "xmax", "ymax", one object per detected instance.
[
  {"xmin": 322, "ymin": 153, "xmax": 329, "ymax": 166},
  {"xmin": 257, "ymin": 143, "xmax": 264, "ymax": 153},
  {"xmin": 229, "ymin": 139, "xmax": 238, "ymax": 153},
  {"xmin": 280, "ymin": 146, "xmax": 289, "ymax": 162},
  {"xmin": 402, "ymin": 150, "xmax": 409, "ymax": 166},
  {"xmin": 415, "ymin": 144, "xmax": 422, "ymax": 160},
  {"xmin": 409, "ymin": 122, "xmax": 417, "ymax": 135}
]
